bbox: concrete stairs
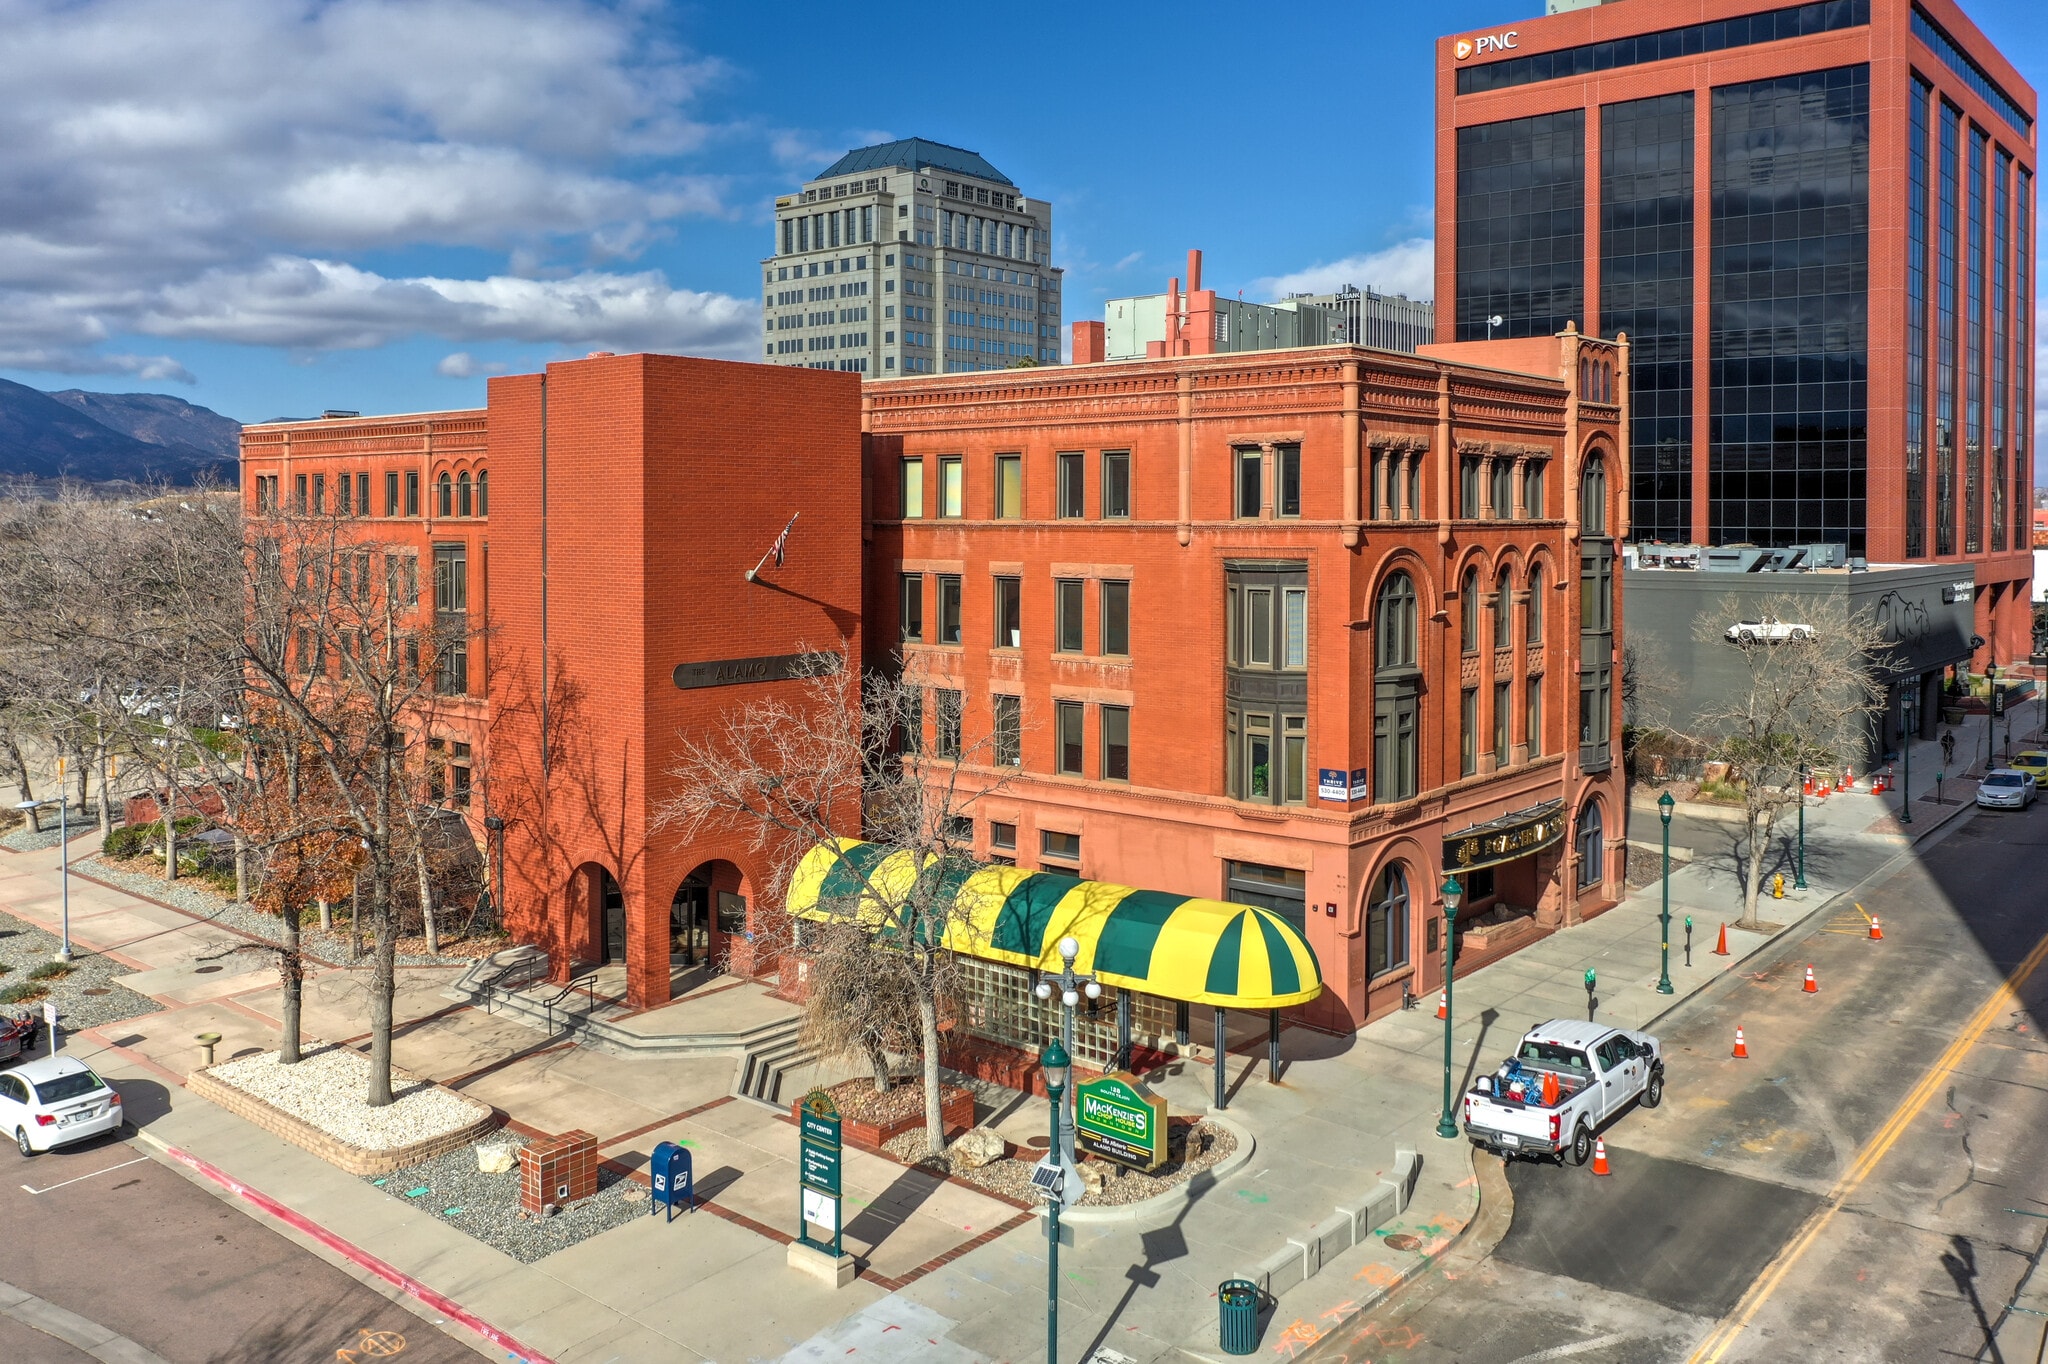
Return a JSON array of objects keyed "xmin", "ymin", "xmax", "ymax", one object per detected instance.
[{"xmin": 731, "ymin": 1020, "xmax": 817, "ymax": 1109}]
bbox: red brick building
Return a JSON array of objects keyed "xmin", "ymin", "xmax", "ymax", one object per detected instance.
[
  {"xmin": 1438, "ymin": 0, "xmax": 2036, "ymax": 665},
  {"xmin": 240, "ymin": 335, "xmax": 1625, "ymax": 1033}
]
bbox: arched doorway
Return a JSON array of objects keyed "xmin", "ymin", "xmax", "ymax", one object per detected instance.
[{"xmin": 671, "ymin": 861, "xmax": 751, "ymax": 971}]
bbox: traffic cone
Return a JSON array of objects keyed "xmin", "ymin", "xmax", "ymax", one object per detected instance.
[
  {"xmin": 1803, "ymin": 774, "xmax": 1814, "ymax": 796},
  {"xmin": 1843, "ymin": 770, "xmax": 1856, "ymax": 792},
  {"xmin": 1713, "ymin": 922, "xmax": 1730, "ymax": 956},
  {"xmin": 1803, "ymin": 964, "xmax": 1819, "ymax": 993},
  {"xmin": 1436, "ymin": 990, "xmax": 1447, "ymax": 1020},
  {"xmin": 1869, "ymin": 916, "xmax": 1883, "ymax": 941},
  {"xmin": 1592, "ymin": 1138, "xmax": 1611, "ymax": 1175},
  {"xmin": 1733, "ymin": 1026, "xmax": 1749, "ymax": 1059}
]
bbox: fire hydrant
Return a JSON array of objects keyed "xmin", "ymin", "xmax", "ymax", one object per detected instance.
[{"xmin": 1771, "ymin": 872, "xmax": 1785, "ymax": 899}]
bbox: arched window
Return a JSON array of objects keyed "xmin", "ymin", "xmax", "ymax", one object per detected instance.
[
  {"xmin": 1576, "ymin": 801, "xmax": 1605, "ymax": 890},
  {"xmin": 476, "ymin": 470, "xmax": 488, "ymax": 517},
  {"xmin": 1366, "ymin": 863, "xmax": 1410, "ymax": 978},
  {"xmin": 1460, "ymin": 567, "xmax": 1480, "ymax": 653},
  {"xmin": 1373, "ymin": 573, "xmax": 1420, "ymax": 803},
  {"xmin": 436, "ymin": 473, "xmax": 453, "ymax": 518},
  {"xmin": 1581, "ymin": 456, "xmax": 1607, "ymax": 536},
  {"xmin": 458, "ymin": 472, "xmax": 473, "ymax": 517},
  {"xmin": 1492, "ymin": 570, "xmax": 1511, "ymax": 648},
  {"xmin": 1527, "ymin": 562, "xmax": 1545, "ymax": 642}
]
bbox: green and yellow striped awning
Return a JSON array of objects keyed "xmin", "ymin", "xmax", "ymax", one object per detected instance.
[{"xmin": 786, "ymin": 839, "xmax": 1322, "ymax": 1009}]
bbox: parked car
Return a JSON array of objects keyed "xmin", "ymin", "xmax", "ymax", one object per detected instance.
[
  {"xmin": 1976, "ymin": 768, "xmax": 2037, "ymax": 810},
  {"xmin": 1463, "ymin": 1020, "xmax": 1663, "ymax": 1165},
  {"xmin": 2009, "ymin": 751, "xmax": 2048, "ymax": 784},
  {"xmin": 1724, "ymin": 616, "xmax": 1815, "ymax": 646},
  {"xmin": 0, "ymin": 1056, "xmax": 122, "ymax": 1155}
]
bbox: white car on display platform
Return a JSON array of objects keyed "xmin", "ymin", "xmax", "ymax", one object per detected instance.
[
  {"xmin": 0, "ymin": 1055, "xmax": 123, "ymax": 1155},
  {"xmin": 1976, "ymin": 768, "xmax": 2038, "ymax": 810}
]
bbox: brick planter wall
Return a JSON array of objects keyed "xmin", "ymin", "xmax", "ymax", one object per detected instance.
[
  {"xmin": 518, "ymin": 1129, "xmax": 598, "ymax": 1212},
  {"xmin": 187, "ymin": 1064, "xmax": 499, "ymax": 1178},
  {"xmin": 794, "ymin": 1084, "xmax": 974, "ymax": 1152}
]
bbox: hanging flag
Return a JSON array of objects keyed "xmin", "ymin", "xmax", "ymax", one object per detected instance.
[{"xmin": 746, "ymin": 513, "xmax": 800, "ymax": 582}]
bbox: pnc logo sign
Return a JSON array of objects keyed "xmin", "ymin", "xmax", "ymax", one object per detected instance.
[{"xmin": 1454, "ymin": 31, "xmax": 1518, "ymax": 59}]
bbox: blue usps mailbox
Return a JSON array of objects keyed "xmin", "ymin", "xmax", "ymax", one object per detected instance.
[{"xmin": 649, "ymin": 1140, "xmax": 694, "ymax": 1221}]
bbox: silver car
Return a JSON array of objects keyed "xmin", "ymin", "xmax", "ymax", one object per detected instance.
[{"xmin": 1976, "ymin": 768, "xmax": 2038, "ymax": 810}]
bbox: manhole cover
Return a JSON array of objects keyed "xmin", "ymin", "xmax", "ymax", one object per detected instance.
[
  {"xmin": 1026, "ymin": 1135, "xmax": 1051, "ymax": 1148},
  {"xmin": 1382, "ymin": 1232, "xmax": 1423, "ymax": 1252},
  {"xmin": 83, "ymin": 988, "xmax": 110, "ymax": 996},
  {"xmin": 193, "ymin": 965, "xmax": 224, "ymax": 974}
]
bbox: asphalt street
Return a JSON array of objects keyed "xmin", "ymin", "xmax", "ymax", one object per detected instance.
[
  {"xmin": 1301, "ymin": 798, "xmax": 2048, "ymax": 1364},
  {"xmin": 0, "ymin": 1123, "xmax": 487, "ymax": 1364}
]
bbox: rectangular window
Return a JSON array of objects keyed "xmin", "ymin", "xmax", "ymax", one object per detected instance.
[
  {"xmin": 1494, "ymin": 680, "xmax": 1511, "ymax": 766},
  {"xmin": 994, "ymin": 576, "xmax": 1021, "ymax": 648},
  {"xmin": 990, "ymin": 821, "xmax": 1017, "ymax": 850},
  {"xmin": 1055, "ymin": 579, "xmax": 1084, "ymax": 653},
  {"xmin": 1056, "ymin": 452, "xmax": 1084, "ymax": 517},
  {"xmin": 1525, "ymin": 463, "xmax": 1547, "ymax": 519},
  {"xmin": 312, "ymin": 474, "xmax": 325, "ymax": 514},
  {"xmin": 940, "ymin": 456, "xmax": 963, "ymax": 517},
  {"xmin": 1245, "ymin": 713, "xmax": 1273, "ymax": 799},
  {"xmin": 1246, "ymin": 589, "xmax": 1272, "ymax": 666},
  {"xmin": 433, "ymin": 544, "xmax": 467, "ymax": 614},
  {"xmin": 1937, "ymin": 100, "xmax": 1959, "ymax": 555},
  {"xmin": 1456, "ymin": 109, "xmax": 1585, "ymax": 340},
  {"xmin": 937, "ymin": 574, "xmax": 962, "ymax": 644},
  {"xmin": 336, "ymin": 474, "xmax": 351, "ymax": 516},
  {"xmin": 1905, "ymin": 76, "xmax": 1931, "ymax": 558},
  {"xmin": 899, "ymin": 573, "xmax": 924, "ymax": 641},
  {"xmin": 994, "ymin": 694, "xmax": 1021, "ymax": 766},
  {"xmin": 358, "ymin": 473, "xmax": 370, "ymax": 517},
  {"xmin": 293, "ymin": 474, "xmax": 307, "ymax": 513},
  {"xmin": 995, "ymin": 453, "xmax": 1022, "ymax": 518},
  {"xmin": 1282, "ymin": 588, "xmax": 1307, "ymax": 670},
  {"xmin": 1236, "ymin": 449, "xmax": 1262, "ymax": 517},
  {"xmin": 935, "ymin": 689, "xmax": 962, "ymax": 758},
  {"xmin": 1527, "ymin": 675, "xmax": 1543, "ymax": 759},
  {"xmin": 1100, "ymin": 580, "xmax": 1130, "ymax": 656},
  {"xmin": 1374, "ymin": 683, "xmax": 1419, "ymax": 803},
  {"xmin": 1056, "ymin": 700, "xmax": 1084, "ymax": 775},
  {"xmin": 1101, "ymin": 452, "xmax": 1131, "ymax": 518},
  {"xmin": 451, "ymin": 743, "xmax": 472, "ymax": 808},
  {"xmin": 436, "ymin": 638, "xmax": 468, "ymax": 696},
  {"xmin": 1283, "ymin": 714, "xmax": 1306, "ymax": 804},
  {"xmin": 1041, "ymin": 830, "xmax": 1080, "ymax": 862},
  {"xmin": 405, "ymin": 471, "xmax": 420, "ymax": 517},
  {"xmin": 1460, "ymin": 457, "xmax": 1481, "ymax": 518},
  {"xmin": 1461, "ymin": 687, "xmax": 1478, "ymax": 776},
  {"xmin": 1277, "ymin": 445, "xmax": 1301, "ymax": 517},
  {"xmin": 384, "ymin": 471, "xmax": 399, "ymax": 516},
  {"xmin": 1102, "ymin": 705, "xmax": 1130, "ymax": 782},
  {"xmin": 900, "ymin": 459, "xmax": 924, "ymax": 517},
  {"xmin": 900, "ymin": 689, "xmax": 922, "ymax": 755}
]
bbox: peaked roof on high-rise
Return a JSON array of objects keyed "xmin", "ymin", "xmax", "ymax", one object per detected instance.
[{"xmin": 816, "ymin": 138, "xmax": 1014, "ymax": 186}]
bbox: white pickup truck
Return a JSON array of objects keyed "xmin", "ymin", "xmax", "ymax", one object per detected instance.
[{"xmin": 1462, "ymin": 1020, "xmax": 1664, "ymax": 1165}]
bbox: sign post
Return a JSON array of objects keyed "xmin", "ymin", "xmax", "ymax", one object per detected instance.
[
  {"xmin": 796, "ymin": 1090, "xmax": 843, "ymax": 1258},
  {"xmin": 1073, "ymin": 1072, "xmax": 1168, "ymax": 1171}
]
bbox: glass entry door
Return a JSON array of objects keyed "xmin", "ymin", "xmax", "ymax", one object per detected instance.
[{"xmin": 672, "ymin": 878, "xmax": 711, "ymax": 966}]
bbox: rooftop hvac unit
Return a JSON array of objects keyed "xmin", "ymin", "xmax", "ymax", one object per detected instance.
[{"xmin": 1703, "ymin": 548, "xmax": 1767, "ymax": 573}]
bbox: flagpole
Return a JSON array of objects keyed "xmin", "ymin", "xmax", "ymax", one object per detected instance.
[{"xmin": 745, "ymin": 513, "xmax": 800, "ymax": 582}]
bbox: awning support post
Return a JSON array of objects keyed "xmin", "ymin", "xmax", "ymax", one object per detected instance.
[
  {"xmin": 1267, "ymin": 1009, "xmax": 1281, "ymax": 1084},
  {"xmin": 1213, "ymin": 1007, "xmax": 1228, "ymax": 1110},
  {"xmin": 1116, "ymin": 992, "xmax": 1132, "ymax": 1071},
  {"xmin": 1174, "ymin": 1001, "xmax": 1189, "ymax": 1046}
]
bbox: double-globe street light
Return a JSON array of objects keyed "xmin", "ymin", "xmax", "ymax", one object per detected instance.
[
  {"xmin": 1657, "ymin": 791, "xmax": 1675, "ymax": 994},
  {"xmin": 1037, "ymin": 1039, "xmax": 1070, "ymax": 1364},
  {"xmin": 1033, "ymin": 934, "xmax": 1099, "ymax": 1166},
  {"xmin": 1435, "ymin": 875, "xmax": 1465, "ymax": 1140}
]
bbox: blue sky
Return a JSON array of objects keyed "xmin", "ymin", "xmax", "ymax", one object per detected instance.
[{"xmin": 0, "ymin": 0, "xmax": 2041, "ymax": 436}]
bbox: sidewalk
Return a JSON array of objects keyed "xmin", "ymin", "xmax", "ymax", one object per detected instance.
[{"xmin": 0, "ymin": 783, "xmax": 1980, "ymax": 1363}]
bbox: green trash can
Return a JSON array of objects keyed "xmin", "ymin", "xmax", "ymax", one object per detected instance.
[{"xmin": 1218, "ymin": 1278, "xmax": 1260, "ymax": 1355}]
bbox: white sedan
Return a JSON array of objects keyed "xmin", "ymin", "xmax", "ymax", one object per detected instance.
[
  {"xmin": 0, "ymin": 1056, "xmax": 123, "ymax": 1155},
  {"xmin": 1977, "ymin": 769, "xmax": 2038, "ymax": 810}
]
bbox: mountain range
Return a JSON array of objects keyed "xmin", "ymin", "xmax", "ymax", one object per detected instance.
[{"xmin": 0, "ymin": 378, "xmax": 241, "ymax": 485}]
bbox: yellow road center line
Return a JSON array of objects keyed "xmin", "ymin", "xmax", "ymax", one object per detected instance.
[{"xmin": 1687, "ymin": 926, "xmax": 2048, "ymax": 1363}]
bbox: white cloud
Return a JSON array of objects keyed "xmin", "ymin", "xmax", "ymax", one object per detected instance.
[
  {"xmin": 1249, "ymin": 238, "xmax": 1437, "ymax": 302},
  {"xmin": 0, "ymin": 0, "xmax": 746, "ymax": 379},
  {"xmin": 436, "ymin": 352, "xmax": 506, "ymax": 379},
  {"xmin": 1112, "ymin": 251, "xmax": 1144, "ymax": 272}
]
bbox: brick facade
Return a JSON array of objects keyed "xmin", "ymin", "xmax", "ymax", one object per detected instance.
[{"xmin": 518, "ymin": 1128, "xmax": 598, "ymax": 1212}]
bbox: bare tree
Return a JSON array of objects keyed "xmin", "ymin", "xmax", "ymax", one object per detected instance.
[
  {"xmin": 1686, "ymin": 594, "xmax": 1894, "ymax": 927},
  {"xmin": 657, "ymin": 650, "xmax": 1014, "ymax": 1158}
]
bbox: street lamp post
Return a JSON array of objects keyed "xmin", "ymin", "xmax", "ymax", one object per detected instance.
[
  {"xmin": 1435, "ymin": 875, "xmax": 1464, "ymax": 1140},
  {"xmin": 1984, "ymin": 661, "xmax": 1997, "ymax": 772},
  {"xmin": 1794, "ymin": 763, "xmax": 1808, "ymax": 891},
  {"xmin": 1039, "ymin": 1039, "xmax": 1070, "ymax": 1364},
  {"xmin": 1033, "ymin": 935, "xmax": 1100, "ymax": 1166},
  {"xmin": 1656, "ymin": 792, "xmax": 1675, "ymax": 994},
  {"xmin": 1900, "ymin": 703, "xmax": 1914, "ymax": 825}
]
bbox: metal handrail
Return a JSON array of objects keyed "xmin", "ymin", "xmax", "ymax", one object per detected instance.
[{"xmin": 478, "ymin": 950, "xmax": 549, "ymax": 1014}]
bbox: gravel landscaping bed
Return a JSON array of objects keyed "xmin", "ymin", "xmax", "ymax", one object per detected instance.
[
  {"xmin": 0, "ymin": 909, "xmax": 160, "ymax": 1031},
  {"xmin": 364, "ymin": 1136, "xmax": 644, "ymax": 1263},
  {"xmin": 207, "ymin": 1045, "xmax": 484, "ymax": 1151},
  {"xmin": 883, "ymin": 1115, "xmax": 1237, "ymax": 1208},
  {"xmin": 0, "ymin": 810, "xmax": 96, "ymax": 853},
  {"xmin": 75, "ymin": 854, "xmax": 505, "ymax": 968}
]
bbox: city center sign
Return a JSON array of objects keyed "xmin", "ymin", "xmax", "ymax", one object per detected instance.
[{"xmin": 1454, "ymin": 31, "xmax": 1518, "ymax": 60}]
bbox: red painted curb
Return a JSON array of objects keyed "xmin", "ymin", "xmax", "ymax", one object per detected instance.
[{"xmin": 154, "ymin": 1141, "xmax": 561, "ymax": 1364}]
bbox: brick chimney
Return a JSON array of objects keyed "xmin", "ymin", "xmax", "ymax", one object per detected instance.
[{"xmin": 1072, "ymin": 320, "xmax": 1106, "ymax": 364}]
